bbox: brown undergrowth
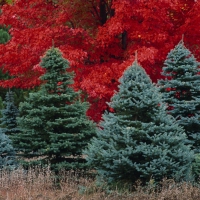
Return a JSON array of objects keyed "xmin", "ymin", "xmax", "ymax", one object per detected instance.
[{"xmin": 0, "ymin": 167, "xmax": 199, "ymax": 200}]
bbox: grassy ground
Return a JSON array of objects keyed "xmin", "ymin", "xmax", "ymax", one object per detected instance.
[{"xmin": 0, "ymin": 167, "xmax": 200, "ymax": 200}]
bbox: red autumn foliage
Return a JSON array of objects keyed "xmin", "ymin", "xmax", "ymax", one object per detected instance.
[{"xmin": 0, "ymin": 0, "xmax": 199, "ymax": 122}]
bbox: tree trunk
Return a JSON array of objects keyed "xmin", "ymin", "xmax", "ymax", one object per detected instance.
[
  {"xmin": 122, "ymin": 31, "xmax": 127, "ymax": 50},
  {"xmin": 100, "ymin": 0, "xmax": 107, "ymax": 25}
]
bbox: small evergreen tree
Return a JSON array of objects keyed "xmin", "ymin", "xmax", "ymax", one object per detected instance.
[
  {"xmin": 14, "ymin": 47, "xmax": 95, "ymax": 172},
  {"xmin": 85, "ymin": 60, "xmax": 194, "ymax": 185},
  {"xmin": 158, "ymin": 40, "xmax": 200, "ymax": 152},
  {"xmin": 0, "ymin": 90, "xmax": 20, "ymax": 136},
  {"xmin": 0, "ymin": 128, "xmax": 16, "ymax": 170}
]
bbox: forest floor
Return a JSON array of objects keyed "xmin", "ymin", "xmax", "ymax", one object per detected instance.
[{"xmin": 0, "ymin": 167, "xmax": 200, "ymax": 200}]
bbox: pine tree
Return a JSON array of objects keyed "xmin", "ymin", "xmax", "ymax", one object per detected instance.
[
  {"xmin": 158, "ymin": 40, "xmax": 200, "ymax": 153},
  {"xmin": 13, "ymin": 47, "xmax": 95, "ymax": 172},
  {"xmin": 85, "ymin": 60, "xmax": 194, "ymax": 185},
  {"xmin": 0, "ymin": 90, "xmax": 20, "ymax": 136},
  {"xmin": 0, "ymin": 128, "xmax": 16, "ymax": 170}
]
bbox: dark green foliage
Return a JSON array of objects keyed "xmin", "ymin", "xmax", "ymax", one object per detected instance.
[
  {"xmin": 0, "ymin": 90, "xmax": 20, "ymax": 136},
  {"xmin": 192, "ymin": 154, "xmax": 200, "ymax": 181},
  {"xmin": 0, "ymin": 28, "xmax": 10, "ymax": 44},
  {"xmin": 12, "ymin": 89, "xmax": 30, "ymax": 107},
  {"xmin": 14, "ymin": 47, "xmax": 95, "ymax": 172},
  {"xmin": 158, "ymin": 40, "xmax": 200, "ymax": 153},
  {"xmin": 0, "ymin": 97, "xmax": 3, "ymax": 118},
  {"xmin": 0, "ymin": 67, "xmax": 13, "ymax": 101},
  {"xmin": 0, "ymin": 128, "xmax": 16, "ymax": 169},
  {"xmin": 0, "ymin": 26, "xmax": 12, "ymax": 101},
  {"xmin": 85, "ymin": 61, "xmax": 194, "ymax": 185}
]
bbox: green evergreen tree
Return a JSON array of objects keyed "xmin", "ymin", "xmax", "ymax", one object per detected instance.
[
  {"xmin": 14, "ymin": 47, "xmax": 95, "ymax": 172},
  {"xmin": 85, "ymin": 60, "xmax": 194, "ymax": 185},
  {"xmin": 0, "ymin": 90, "xmax": 20, "ymax": 136},
  {"xmin": 0, "ymin": 128, "xmax": 16, "ymax": 170},
  {"xmin": 158, "ymin": 40, "xmax": 200, "ymax": 153}
]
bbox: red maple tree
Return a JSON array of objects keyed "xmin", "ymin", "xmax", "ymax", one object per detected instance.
[{"xmin": 0, "ymin": 0, "xmax": 199, "ymax": 121}]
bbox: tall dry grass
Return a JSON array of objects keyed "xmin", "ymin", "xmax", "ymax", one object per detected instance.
[{"xmin": 0, "ymin": 167, "xmax": 199, "ymax": 200}]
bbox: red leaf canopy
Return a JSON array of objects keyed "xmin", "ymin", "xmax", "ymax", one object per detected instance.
[{"xmin": 0, "ymin": 0, "xmax": 199, "ymax": 121}]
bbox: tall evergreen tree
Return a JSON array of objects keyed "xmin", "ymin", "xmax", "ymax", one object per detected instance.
[
  {"xmin": 0, "ymin": 128, "xmax": 16, "ymax": 170},
  {"xmin": 0, "ymin": 90, "xmax": 20, "ymax": 136},
  {"xmin": 85, "ymin": 60, "xmax": 194, "ymax": 185},
  {"xmin": 13, "ymin": 47, "xmax": 95, "ymax": 172},
  {"xmin": 158, "ymin": 40, "xmax": 200, "ymax": 152}
]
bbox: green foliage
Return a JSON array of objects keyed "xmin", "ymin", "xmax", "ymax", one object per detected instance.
[
  {"xmin": 14, "ymin": 47, "xmax": 96, "ymax": 172},
  {"xmin": 6, "ymin": 0, "xmax": 13, "ymax": 4},
  {"xmin": 0, "ymin": 97, "xmax": 3, "ymax": 118},
  {"xmin": 12, "ymin": 88, "xmax": 30, "ymax": 106},
  {"xmin": 0, "ymin": 28, "xmax": 10, "ymax": 44},
  {"xmin": 0, "ymin": 90, "xmax": 20, "ymax": 136},
  {"xmin": 158, "ymin": 40, "xmax": 200, "ymax": 153},
  {"xmin": 85, "ymin": 60, "xmax": 194, "ymax": 185},
  {"xmin": 0, "ymin": 26, "xmax": 12, "ymax": 102},
  {"xmin": 0, "ymin": 128, "xmax": 17, "ymax": 169},
  {"xmin": 0, "ymin": 86, "xmax": 29, "ymax": 118},
  {"xmin": 192, "ymin": 154, "xmax": 200, "ymax": 181}
]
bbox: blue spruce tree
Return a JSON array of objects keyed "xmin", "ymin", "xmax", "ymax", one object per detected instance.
[
  {"xmin": 13, "ymin": 47, "xmax": 95, "ymax": 172},
  {"xmin": 0, "ymin": 128, "xmax": 16, "ymax": 170},
  {"xmin": 85, "ymin": 60, "xmax": 194, "ymax": 185},
  {"xmin": 0, "ymin": 30, "xmax": 18, "ymax": 168},
  {"xmin": 158, "ymin": 40, "xmax": 200, "ymax": 153},
  {"xmin": 0, "ymin": 90, "xmax": 20, "ymax": 136}
]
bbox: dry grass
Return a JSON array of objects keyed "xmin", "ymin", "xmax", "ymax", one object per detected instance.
[{"xmin": 0, "ymin": 167, "xmax": 199, "ymax": 200}]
